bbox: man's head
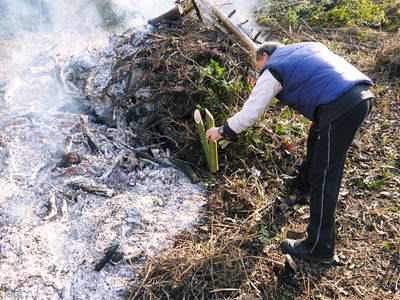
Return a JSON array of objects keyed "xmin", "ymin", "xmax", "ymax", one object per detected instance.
[{"xmin": 254, "ymin": 41, "xmax": 283, "ymax": 71}]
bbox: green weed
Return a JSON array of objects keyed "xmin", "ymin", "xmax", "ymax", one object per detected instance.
[
  {"xmin": 198, "ymin": 59, "xmax": 249, "ymax": 124},
  {"xmin": 261, "ymin": 0, "xmax": 400, "ymax": 30},
  {"xmin": 381, "ymin": 242, "xmax": 391, "ymax": 252}
]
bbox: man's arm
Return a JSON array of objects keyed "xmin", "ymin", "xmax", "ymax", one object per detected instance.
[
  {"xmin": 206, "ymin": 69, "xmax": 282, "ymax": 142},
  {"xmin": 224, "ymin": 69, "xmax": 283, "ymax": 135}
]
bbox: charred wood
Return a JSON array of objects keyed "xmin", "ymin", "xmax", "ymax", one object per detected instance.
[
  {"xmin": 228, "ymin": 9, "xmax": 237, "ymax": 18},
  {"xmin": 99, "ymin": 150, "xmax": 126, "ymax": 181},
  {"xmin": 69, "ymin": 183, "xmax": 117, "ymax": 198},
  {"xmin": 94, "ymin": 244, "xmax": 120, "ymax": 272},
  {"xmin": 170, "ymin": 159, "xmax": 200, "ymax": 183},
  {"xmin": 79, "ymin": 115, "xmax": 102, "ymax": 155},
  {"xmin": 56, "ymin": 152, "xmax": 81, "ymax": 168}
]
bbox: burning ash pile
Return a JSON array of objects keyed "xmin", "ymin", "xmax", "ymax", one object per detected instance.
[
  {"xmin": 0, "ymin": 34, "xmax": 205, "ymax": 299},
  {"xmin": 0, "ymin": 0, "xmax": 256, "ymax": 298}
]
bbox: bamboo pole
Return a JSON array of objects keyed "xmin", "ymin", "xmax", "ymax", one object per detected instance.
[
  {"xmin": 204, "ymin": 109, "xmax": 218, "ymax": 173},
  {"xmin": 191, "ymin": 0, "xmax": 204, "ymax": 23},
  {"xmin": 201, "ymin": 0, "xmax": 257, "ymax": 52},
  {"xmin": 194, "ymin": 109, "xmax": 212, "ymax": 170}
]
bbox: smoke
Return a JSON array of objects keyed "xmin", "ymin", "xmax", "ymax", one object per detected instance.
[
  {"xmin": 1, "ymin": 0, "xmax": 103, "ymax": 35},
  {"xmin": 0, "ymin": 0, "xmax": 177, "ymax": 110},
  {"xmin": 0, "ymin": 0, "xmax": 176, "ymax": 49},
  {"xmin": 196, "ymin": 0, "xmax": 265, "ymax": 41},
  {"xmin": 215, "ymin": 0, "xmax": 262, "ymax": 23},
  {"xmin": 109, "ymin": 0, "xmax": 175, "ymax": 28}
]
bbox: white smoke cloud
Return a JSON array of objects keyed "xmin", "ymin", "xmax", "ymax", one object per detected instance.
[
  {"xmin": 1, "ymin": 0, "xmax": 176, "ymax": 40},
  {"xmin": 109, "ymin": 0, "xmax": 175, "ymax": 28},
  {"xmin": 0, "ymin": 0, "xmax": 178, "ymax": 125},
  {"xmin": 193, "ymin": 0, "xmax": 264, "ymax": 42},
  {"xmin": 2, "ymin": 0, "xmax": 102, "ymax": 35}
]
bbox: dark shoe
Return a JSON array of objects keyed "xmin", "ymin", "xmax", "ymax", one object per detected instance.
[
  {"xmin": 292, "ymin": 182, "xmax": 310, "ymax": 198},
  {"xmin": 286, "ymin": 176, "xmax": 310, "ymax": 196},
  {"xmin": 281, "ymin": 239, "xmax": 335, "ymax": 264}
]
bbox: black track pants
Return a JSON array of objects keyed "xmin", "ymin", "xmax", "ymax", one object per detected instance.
[
  {"xmin": 297, "ymin": 123, "xmax": 318, "ymax": 194},
  {"xmin": 301, "ymin": 97, "xmax": 372, "ymax": 257}
]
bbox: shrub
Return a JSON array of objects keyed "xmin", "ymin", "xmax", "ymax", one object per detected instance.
[{"xmin": 259, "ymin": 0, "xmax": 400, "ymax": 30}]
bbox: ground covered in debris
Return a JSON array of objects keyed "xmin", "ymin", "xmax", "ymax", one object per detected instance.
[
  {"xmin": 94, "ymin": 15, "xmax": 400, "ymax": 300},
  {"xmin": 1, "ymin": 3, "xmax": 399, "ymax": 299}
]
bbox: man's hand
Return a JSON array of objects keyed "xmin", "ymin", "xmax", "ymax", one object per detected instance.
[{"xmin": 206, "ymin": 127, "xmax": 223, "ymax": 143}]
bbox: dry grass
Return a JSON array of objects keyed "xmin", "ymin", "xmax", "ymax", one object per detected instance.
[{"xmin": 376, "ymin": 31, "xmax": 400, "ymax": 77}]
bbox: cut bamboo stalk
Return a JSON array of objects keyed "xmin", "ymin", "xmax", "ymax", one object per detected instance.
[
  {"xmin": 204, "ymin": 109, "xmax": 218, "ymax": 173},
  {"xmin": 194, "ymin": 109, "xmax": 211, "ymax": 170},
  {"xmin": 201, "ymin": 0, "xmax": 257, "ymax": 52}
]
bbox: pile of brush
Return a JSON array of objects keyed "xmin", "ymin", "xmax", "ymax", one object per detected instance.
[{"xmin": 65, "ymin": 14, "xmax": 252, "ymax": 173}]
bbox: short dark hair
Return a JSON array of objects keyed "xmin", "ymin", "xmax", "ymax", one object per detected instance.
[{"xmin": 255, "ymin": 41, "xmax": 283, "ymax": 60}]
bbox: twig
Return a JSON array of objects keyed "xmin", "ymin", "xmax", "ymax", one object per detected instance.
[
  {"xmin": 79, "ymin": 115, "xmax": 102, "ymax": 154},
  {"xmin": 130, "ymin": 263, "xmax": 154, "ymax": 300}
]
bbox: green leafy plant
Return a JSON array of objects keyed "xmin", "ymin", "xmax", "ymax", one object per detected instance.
[
  {"xmin": 198, "ymin": 59, "xmax": 249, "ymax": 122},
  {"xmin": 259, "ymin": 225, "xmax": 271, "ymax": 244},
  {"xmin": 381, "ymin": 242, "xmax": 391, "ymax": 252}
]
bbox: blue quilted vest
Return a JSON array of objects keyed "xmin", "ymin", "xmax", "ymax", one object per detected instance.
[{"xmin": 262, "ymin": 42, "xmax": 373, "ymax": 121}]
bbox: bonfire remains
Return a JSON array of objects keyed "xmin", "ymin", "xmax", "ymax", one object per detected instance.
[{"xmin": 0, "ymin": 1, "xmax": 258, "ymax": 298}]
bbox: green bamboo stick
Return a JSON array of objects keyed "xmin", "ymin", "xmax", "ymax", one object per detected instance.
[
  {"xmin": 194, "ymin": 109, "xmax": 211, "ymax": 169},
  {"xmin": 204, "ymin": 109, "xmax": 218, "ymax": 173}
]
